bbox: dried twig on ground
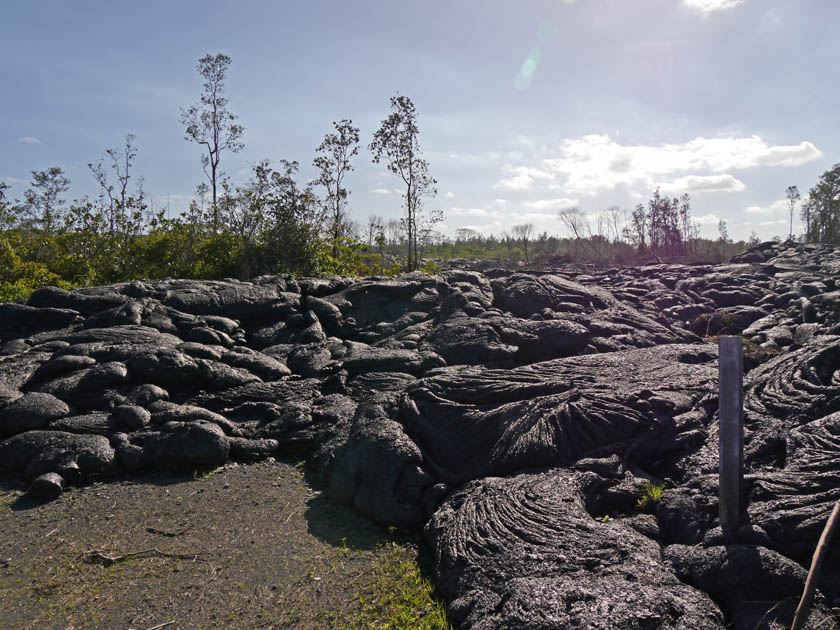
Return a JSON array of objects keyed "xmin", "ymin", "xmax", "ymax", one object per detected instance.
[
  {"xmin": 145, "ymin": 524, "xmax": 192, "ymax": 537},
  {"xmin": 82, "ymin": 548, "xmax": 199, "ymax": 567},
  {"xmin": 128, "ymin": 621, "xmax": 175, "ymax": 630}
]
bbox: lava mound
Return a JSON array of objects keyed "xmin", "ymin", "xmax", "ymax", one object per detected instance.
[{"xmin": 1, "ymin": 240, "xmax": 840, "ymax": 629}]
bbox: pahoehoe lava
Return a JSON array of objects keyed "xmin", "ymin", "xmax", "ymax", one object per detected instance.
[{"xmin": 1, "ymin": 240, "xmax": 840, "ymax": 629}]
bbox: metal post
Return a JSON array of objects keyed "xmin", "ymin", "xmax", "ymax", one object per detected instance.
[{"xmin": 719, "ymin": 335, "xmax": 744, "ymax": 532}]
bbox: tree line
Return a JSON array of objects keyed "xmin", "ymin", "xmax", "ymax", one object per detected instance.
[
  {"xmin": 2, "ymin": 52, "xmax": 836, "ymax": 302},
  {"xmin": 797, "ymin": 163, "xmax": 840, "ymax": 244},
  {"xmin": 431, "ymin": 191, "xmax": 751, "ymax": 268},
  {"xmin": 0, "ymin": 54, "xmax": 443, "ymax": 301}
]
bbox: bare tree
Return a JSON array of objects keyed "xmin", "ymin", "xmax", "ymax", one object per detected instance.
[
  {"xmin": 366, "ymin": 214, "xmax": 384, "ymax": 247},
  {"xmin": 717, "ymin": 219, "xmax": 731, "ymax": 261},
  {"xmin": 511, "ymin": 223, "xmax": 535, "ymax": 263},
  {"xmin": 679, "ymin": 193, "xmax": 692, "ymax": 248},
  {"xmin": 369, "ymin": 95, "xmax": 438, "ymax": 271},
  {"xmin": 89, "ymin": 134, "xmax": 145, "ymax": 234},
  {"xmin": 558, "ymin": 207, "xmax": 592, "ymax": 258},
  {"xmin": 313, "ymin": 119, "xmax": 360, "ymax": 259},
  {"xmin": 386, "ymin": 218, "xmax": 402, "ymax": 248},
  {"xmin": 603, "ymin": 205, "xmax": 622, "ymax": 243},
  {"xmin": 455, "ymin": 227, "xmax": 480, "ymax": 242},
  {"xmin": 417, "ymin": 208, "xmax": 444, "ymax": 263},
  {"xmin": 786, "ymin": 185, "xmax": 801, "ymax": 241},
  {"xmin": 594, "ymin": 212, "xmax": 609, "ymax": 261},
  {"xmin": 181, "ymin": 53, "xmax": 244, "ymax": 229},
  {"xmin": 343, "ymin": 217, "xmax": 361, "ymax": 241}
]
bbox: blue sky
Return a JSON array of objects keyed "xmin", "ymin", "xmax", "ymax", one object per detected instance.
[{"xmin": 2, "ymin": 0, "xmax": 838, "ymax": 242}]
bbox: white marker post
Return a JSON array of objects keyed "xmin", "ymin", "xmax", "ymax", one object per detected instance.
[{"xmin": 718, "ymin": 335, "xmax": 744, "ymax": 533}]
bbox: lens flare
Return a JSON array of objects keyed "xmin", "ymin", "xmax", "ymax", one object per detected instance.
[{"xmin": 515, "ymin": 49, "xmax": 541, "ymax": 91}]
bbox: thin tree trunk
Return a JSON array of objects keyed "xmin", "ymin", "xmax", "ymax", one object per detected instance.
[{"xmin": 791, "ymin": 502, "xmax": 840, "ymax": 630}]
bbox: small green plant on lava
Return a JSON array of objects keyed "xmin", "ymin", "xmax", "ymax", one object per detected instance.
[{"xmin": 636, "ymin": 483, "xmax": 666, "ymax": 510}]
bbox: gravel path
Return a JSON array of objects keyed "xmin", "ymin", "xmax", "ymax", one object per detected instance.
[{"xmin": 0, "ymin": 459, "xmax": 424, "ymax": 630}]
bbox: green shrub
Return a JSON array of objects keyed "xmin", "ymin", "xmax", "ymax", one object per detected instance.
[
  {"xmin": 636, "ymin": 482, "xmax": 666, "ymax": 512},
  {"xmin": 0, "ymin": 235, "xmax": 75, "ymax": 302}
]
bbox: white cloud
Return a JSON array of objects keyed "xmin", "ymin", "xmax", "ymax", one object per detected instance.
[
  {"xmin": 372, "ymin": 188, "xmax": 392, "ymax": 195},
  {"xmin": 450, "ymin": 207, "xmax": 503, "ymax": 218},
  {"xmin": 660, "ymin": 174, "xmax": 746, "ymax": 193},
  {"xmin": 694, "ymin": 213, "xmax": 722, "ymax": 226},
  {"xmin": 683, "ymin": 0, "xmax": 744, "ymax": 13},
  {"xmin": 445, "ymin": 191, "xmax": 455, "ymax": 198},
  {"xmin": 760, "ymin": 219, "xmax": 787, "ymax": 226},
  {"xmin": 514, "ymin": 166, "xmax": 554, "ymax": 180},
  {"xmin": 434, "ymin": 150, "xmax": 523, "ymax": 165},
  {"xmin": 456, "ymin": 221, "xmax": 504, "ymax": 234},
  {"xmin": 493, "ymin": 165, "xmax": 554, "ymax": 191},
  {"xmin": 494, "ymin": 175, "xmax": 533, "ymax": 191},
  {"xmin": 522, "ymin": 212, "xmax": 560, "ymax": 221},
  {"xmin": 16, "ymin": 136, "xmax": 41, "ymax": 144},
  {"xmin": 521, "ymin": 197, "xmax": 579, "ymax": 211},
  {"xmin": 3, "ymin": 176, "xmax": 29, "ymax": 185},
  {"xmin": 539, "ymin": 134, "xmax": 821, "ymax": 196},
  {"xmin": 745, "ymin": 199, "xmax": 788, "ymax": 215},
  {"xmin": 494, "ymin": 198, "xmax": 507, "ymax": 205}
]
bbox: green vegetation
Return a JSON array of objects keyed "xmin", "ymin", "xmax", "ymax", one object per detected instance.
[
  {"xmin": 637, "ymin": 482, "xmax": 666, "ymax": 511},
  {"xmin": 192, "ymin": 465, "xmax": 222, "ymax": 480},
  {"xmin": 370, "ymin": 95, "xmax": 441, "ymax": 272},
  {"xmin": 0, "ymin": 490, "xmax": 19, "ymax": 512},
  {"xmin": 330, "ymin": 543, "xmax": 452, "ymax": 630},
  {"xmin": 0, "ymin": 168, "xmax": 398, "ymax": 303},
  {"xmin": 0, "ymin": 167, "xmax": 771, "ymax": 304},
  {"xmin": 800, "ymin": 163, "xmax": 840, "ymax": 244},
  {"xmin": 5, "ymin": 53, "xmax": 832, "ymax": 306}
]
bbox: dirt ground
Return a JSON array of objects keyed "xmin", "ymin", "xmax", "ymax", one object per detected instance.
[{"xmin": 0, "ymin": 458, "xmax": 436, "ymax": 630}]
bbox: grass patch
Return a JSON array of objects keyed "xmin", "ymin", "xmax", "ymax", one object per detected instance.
[
  {"xmin": 0, "ymin": 491, "xmax": 18, "ymax": 512},
  {"xmin": 192, "ymin": 464, "xmax": 222, "ymax": 480},
  {"xmin": 329, "ymin": 543, "xmax": 451, "ymax": 630}
]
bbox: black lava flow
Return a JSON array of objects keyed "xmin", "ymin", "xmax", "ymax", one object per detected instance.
[{"xmin": 2, "ymin": 240, "xmax": 840, "ymax": 629}]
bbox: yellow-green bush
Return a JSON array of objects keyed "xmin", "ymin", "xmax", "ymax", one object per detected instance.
[{"xmin": 0, "ymin": 233, "xmax": 74, "ymax": 302}]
